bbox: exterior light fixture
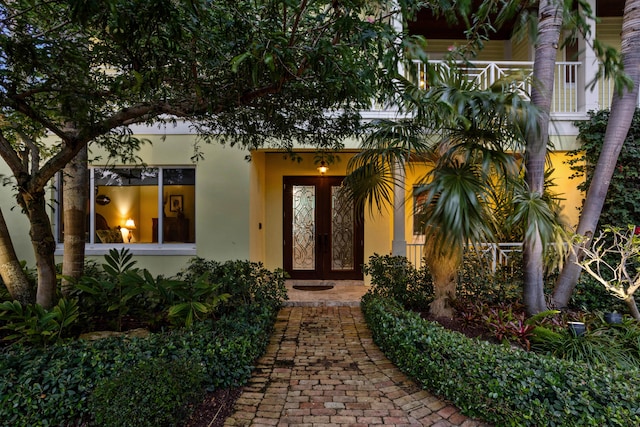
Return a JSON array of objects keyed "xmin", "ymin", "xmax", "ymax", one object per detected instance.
[
  {"xmin": 317, "ymin": 160, "xmax": 329, "ymax": 175},
  {"xmin": 124, "ymin": 218, "xmax": 136, "ymax": 243}
]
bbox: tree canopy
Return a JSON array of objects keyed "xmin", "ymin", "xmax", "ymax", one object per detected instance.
[{"xmin": 0, "ymin": 0, "xmax": 424, "ymax": 306}]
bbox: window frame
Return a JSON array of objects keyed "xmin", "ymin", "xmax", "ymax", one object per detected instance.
[{"xmin": 54, "ymin": 165, "xmax": 196, "ymax": 256}]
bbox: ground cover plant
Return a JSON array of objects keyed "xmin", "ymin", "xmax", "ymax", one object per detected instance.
[
  {"xmin": 362, "ymin": 294, "xmax": 640, "ymax": 426},
  {"xmin": 0, "ymin": 251, "xmax": 287, "ymax": 426},
  {"xmin": 362, "ymin": 253, "xmax": 640, "ymax": 425}
]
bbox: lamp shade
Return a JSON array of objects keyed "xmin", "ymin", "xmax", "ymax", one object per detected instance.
[{"xmin": 124, "ymin": 218, "xmax": 136, "ymax": 230}]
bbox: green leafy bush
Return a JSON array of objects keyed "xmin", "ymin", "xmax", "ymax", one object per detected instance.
[
  {"xmin": 362, "ymin": 254, "xmax": 434, "ymax": 310},
  {"xmin": 90, "ymin": 356, "xmax": 204, "ymax": 427},
  {"xmin": 0, "ymin": 298, "xmax": 79, "ymax": 346},
  {"xmin": 177, "ymin": 258, "xmax": 288, "ymax": 310},
  {"xmin": 0, "ymin": 301, "xmax": 277, "ymax": 426},
  {"xmin": 362, "ymin": 293, "xmax": 640, "ymax": 426},
  {"xmin": 568, "ymin": 108, "xmax": 640, "ymax": 229},
  {"xmin": 456, "ymin": 249, "xmax": 523, "ymax": 304},
  {"xmin": 73, "ymin": 252, "xmax": 258, "ymax": 331},
  {"xmin": 570, "ymin": 274, "xmax": 628, "ymax": 312}
]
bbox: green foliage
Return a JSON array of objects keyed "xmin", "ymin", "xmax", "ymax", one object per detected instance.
[
  {"xmin": 361, "ymin": 254, "xmax": 434, "ymax": 310},
  {"xmin": 532, "ymin": 313, "xmax": 640, "ymax": 369},
  {"xmin": 0, "ymin": 301, "xmax": 278, "ymax": 426},
  {"xmin": 90, "ymin": 357, "xmax": 204, "ymax": 427},
  {"xmin": 164, "ymin": 274, "xmax": 230, "ymax": 328},
  {"xmin": 570, "ymin": 274, "xmax": 628, "ymax": 312},
  {"xmin": 70, "ymin": 252, "xmax": 290, "ymax": 333},
  {"xmin": 456, "ymin": 249, "xmax": 523, "ymax": 304},
  {"xmin": 362, "ymin": 294, "xmax": 640, "ymax": 426},
  {"xmin": 177, "ymin": 258, "xmax": 288, "ymax": 311},
  {"xmin": 568, "ymin": 108, "xmax": 640, "ymax": 228},
  {"xmin": 0, "ymin": 298, "xmax": 79, "ymax": 346}
]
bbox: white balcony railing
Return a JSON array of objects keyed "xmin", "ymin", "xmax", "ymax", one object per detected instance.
[
  {"xmin": 406, "ymin": 242, "xmax": 523, "ymax": 272},
  {"xmin": 598, "ymin": 77, "xmax": 640, "ymax": 110},
  {"xmin": 409, "ymin": 60, "xmax": 582, "ymax": 114}
]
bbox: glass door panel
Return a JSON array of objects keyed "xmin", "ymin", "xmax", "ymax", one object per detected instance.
[{"xmin": 284, "ymin": 176, "xmax": 363, "ymax": 280}]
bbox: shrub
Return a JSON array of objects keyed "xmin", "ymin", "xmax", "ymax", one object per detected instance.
[
  {"xmin": 90, "ymin": 356, "xmax": 204, "ymax": 427},
  {"xmin": 73, "ymin": 252, "xmax": 258, "ymax": 331},
  {"xmin": 0, "ymin": 298, "xmax": 79, "ymax": 346},
  {"xmin": 0, "ymin": 301, "xmax": 277, "ymax": 426},
  {"xmin": 361, "ymin": 293, "xmax": 640, "ymax": 426},
  {"xmin": 362, "ymin": 254, "xmax": 434, "ymax": 310},
  {"xmin": 178, "ymin": 258, "xmax": 288, "ymax": 311},
  {"xmin": 456, "ymin": 249, "xmax": 523, "ymax": 304},
  {"xmin": 568, "ymin": 108, "xmax": 640, "ymax": 229},
  {"xmin": 570, "ymin": 274, "xmax": 628, "ymax": 312}
]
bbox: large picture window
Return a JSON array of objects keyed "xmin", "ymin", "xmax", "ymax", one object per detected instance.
[{"xmin": 57, "ymin": 167, "xmax": 195, "ymax": 245}]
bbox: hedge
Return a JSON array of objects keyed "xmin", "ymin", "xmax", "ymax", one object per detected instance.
[
  {"xmin": 361, "ymin": 293, "xmax": 640, "ymax": 427},
  {"xmin": 0, "ymin": 303, "xmax": 277, "ymax": 426}
]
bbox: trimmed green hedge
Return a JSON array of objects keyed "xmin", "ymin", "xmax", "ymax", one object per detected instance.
[
  {"xmin": 361, "ymin": 293, "xmax": 640, "ymax": 426},
  {"xmin": 0, "ymin": 303, "xmax": 277, "ymax": 426}
]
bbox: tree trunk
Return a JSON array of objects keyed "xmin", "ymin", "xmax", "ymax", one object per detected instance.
[
  {"xmin": 61, "ymin": 146, "xmax": 88, "ymax": 295},
  {"xmin": 20, "ymin": 189, "xmax": 58, "ymax": 308},
  {"xmin": 0, "ymin": 207, "xmax": 33, "ymax": 304},
  {"xmin": 523, "ymin": 233, "xmax": 548, "ymax": 314},
  {"xmin": 624, "ymin": 294, "xmax": 640, "ymax": 320},
  {"xmin": 523, "ymin": 0, "xmax": 563, "ymax": 314},
  {"xmin": 425, "ymin": 235, "xmax": 462, "ymax": 318},
  {"xmin": 553, "ymin": 0, "xmax": 640, "ymax": 307}
]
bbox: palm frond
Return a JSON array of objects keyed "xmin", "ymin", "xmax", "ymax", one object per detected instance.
[
  {"xmin": 510, "ymin": 184, "xmax": 570, "ymax": 269},
  {"xmin": 342, "ymin": 158, "xmax": 395, "ymax": 217},
  {"xmin": 419, "ymin": 162, "xmax": 496, "ymax": 251}
]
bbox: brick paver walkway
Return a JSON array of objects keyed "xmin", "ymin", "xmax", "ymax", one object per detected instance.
[{"xmin": 224, "ymin": 306, "xmax": 489, "ymax": 426}]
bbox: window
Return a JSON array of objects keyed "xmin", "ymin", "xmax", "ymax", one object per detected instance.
[
  {"xmin": 413, "ymin": 185, "xmax": 427, "ymax": 236},
  {"xmin": 57, "ymin": 167, "xmax": 195, "ymax": 245},
  {"xmin": 564, "ymin": 37, "xmax": 578, "ymax": 85}
]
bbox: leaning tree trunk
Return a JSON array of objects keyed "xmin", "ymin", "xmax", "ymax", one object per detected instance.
[
  {"xmin": 523, "ymin": 0, "xmax": 564, "ymax": 315},
  {"xmin": 553, "ymin": 0, "xmax": 640, "ymax": 307},
  {"xmin": 0, "ymin": 207, "xmax": 33, "ymax": 304},
  {"xmin": 61, "ymin": 146, "xmax": 88, "ymax": 295},
  {"xmin": 624, "ymin": 294, "xmax": 640, "ymax": 320},
  {"xmin": 20, "ymin": 189, "xmax": 58, "ymax": 309},
  {"xmin": 425, "ymin": 231, "xmax": 462, "ymax": 318}
]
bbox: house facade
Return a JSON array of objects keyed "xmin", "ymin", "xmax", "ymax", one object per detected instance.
[{"xmin": 0, "ymin": 0, "xmax": 629, "ymax": 282}]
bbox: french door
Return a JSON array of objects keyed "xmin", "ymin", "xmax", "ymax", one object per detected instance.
[{"xmin": 283, "ymin": 176, "xmax": 364, "ymax": 280}]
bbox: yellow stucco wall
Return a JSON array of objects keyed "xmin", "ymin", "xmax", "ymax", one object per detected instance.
[
  {"xmin": 0, "ymin": 135, "xmax": 585, "ymax": 280},
  {"xmin": 54, "ymin": 134, "xmax": 253, "ymax": 277},
  {"xmin": 401, "ymin": 151, "xmax": 584, "ymax": 245}
]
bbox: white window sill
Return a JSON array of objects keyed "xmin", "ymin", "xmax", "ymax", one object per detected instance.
[{"xmin": 55, "ymin": 243, "xmax": 197, "ymax": 257}]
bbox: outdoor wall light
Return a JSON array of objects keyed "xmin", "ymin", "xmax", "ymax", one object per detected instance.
[{"xmin": 317, "ymin": 160, "xmax": 329, "ymax": 175}]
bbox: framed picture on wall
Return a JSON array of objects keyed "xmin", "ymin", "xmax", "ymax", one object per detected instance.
[{"xmin": 169, "ymin": 195, "xmax": 183, "ymax": 212}]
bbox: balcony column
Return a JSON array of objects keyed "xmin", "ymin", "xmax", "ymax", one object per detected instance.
[
  {"xmin": 579, "ymin": 0, "xmax": 599, "ymax": 111},
  {"xmin": 391, "ymin": 160, "xmax": 407, "ymax": 257}
]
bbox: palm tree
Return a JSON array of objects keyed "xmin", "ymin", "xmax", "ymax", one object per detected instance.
[
  {"xmin": 523, "ymin": 0, "xmax": 564, "ymax": 315},
  {"xmin": 343, "ymin": 66, "xmax": 565, "ymax": 317},
  {"xmin": 553, "ymin": 0, "xmax": 640, "ymax": 307}
]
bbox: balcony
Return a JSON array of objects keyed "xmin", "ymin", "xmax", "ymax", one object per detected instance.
[
  {"xmin": 365, "ymin": 59, "xmax": 639, "ymax": 119},
  {"xmin": 410, "ymin": 60, "xmax": 583, "ymax": 114}
]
